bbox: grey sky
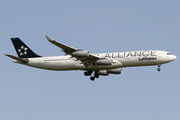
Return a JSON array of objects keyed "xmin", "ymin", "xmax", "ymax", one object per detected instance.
[{"xmin": 1, "ymin": 1, "xmax": 179, "ymax": 120}]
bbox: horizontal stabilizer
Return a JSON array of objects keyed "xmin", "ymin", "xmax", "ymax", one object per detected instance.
[{"xmin": 5, "ymin": 54, "xmax": 29, "ymax": 64}]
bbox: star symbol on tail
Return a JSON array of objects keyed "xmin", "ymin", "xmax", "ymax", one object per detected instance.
[{"xmin": 18, "ymin": 45, "xmax": 28, "ymax": 56}]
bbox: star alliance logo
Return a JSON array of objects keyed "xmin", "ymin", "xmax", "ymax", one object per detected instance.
[{"xmin": 18, "ymin": 45, "xmax": 28, "ymax": 56}]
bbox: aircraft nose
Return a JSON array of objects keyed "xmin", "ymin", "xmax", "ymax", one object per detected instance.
[
  {"xmin": 173, "ymin": 55, "xmax": 177, "ymax": 60},
  {"xmin": 172, "ymin": 55, "xmax": 177, "ymax": 60}
]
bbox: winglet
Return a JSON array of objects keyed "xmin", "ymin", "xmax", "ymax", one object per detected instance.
[{"xmin": 45, "ymin": 35, "xmax": 54, "ymax": 42}]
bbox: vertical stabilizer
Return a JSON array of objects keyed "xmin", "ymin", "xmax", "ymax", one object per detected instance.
[{"xmin": 11, "ymin": 38, "xmax": 41, "ymax": 58}]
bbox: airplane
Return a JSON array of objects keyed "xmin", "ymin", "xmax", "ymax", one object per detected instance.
[{"xmin": 5, "ymin": 36, "xmax": 177, "ymax": 81}]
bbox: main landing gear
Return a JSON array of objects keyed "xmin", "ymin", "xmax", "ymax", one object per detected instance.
[
  {"xmin": 84, "ymin": 69, "xmax": 99, "ymax": 81},
  {"xmin": 90, "ymin": 73, "xmax": 99, "ymax": 81},
  {"xmin": 157, "ymin": 64, "xmax": 161, "ymax": 71},
  {"xmin": 84, "ymin": 69, "xmax": 93, "ymax": 76}
]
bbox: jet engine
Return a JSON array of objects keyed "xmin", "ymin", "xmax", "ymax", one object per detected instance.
[
  {"xmin": 72, "ymin": 50, "xmax": 89, "ymax": 57},
  {"xmin": 96, "ymin": 59, "xmax": 113, "ymax": 65},
  {"xmin": 97, "ymin": 70, "xmax": 109, "ymax": 76},
  {"xmin": 97, "ymin": 68, "xmax": 122, "ymax": 76},
  {"xmin": 107, "ymin": 68, "xmax": 122, "ymax": 74}
]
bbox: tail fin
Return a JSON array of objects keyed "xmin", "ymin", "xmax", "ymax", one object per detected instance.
[{"xmin": 11, "ymin": 38, "xmax": 41, "ymax": 58}]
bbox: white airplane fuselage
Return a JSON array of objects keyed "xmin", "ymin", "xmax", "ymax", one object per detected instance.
[{"xmin": 14, "ymin": 50, "xmax": 176, "ymax": 71}]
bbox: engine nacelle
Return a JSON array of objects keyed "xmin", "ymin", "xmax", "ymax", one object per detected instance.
[
  {"xmin": 72, "ymin": 50, "xmax": 89, "ymax": 57},
  {"xmin": 96, "ymin": 59, "xmax": 113, "ymax": 65},
  {"xmin": 107, "ymin": 68, "xmax": 122, "ymax": 74},
  {"xmin": 97, "ymin": 70, "xmax": 109, "ymax": 76}
]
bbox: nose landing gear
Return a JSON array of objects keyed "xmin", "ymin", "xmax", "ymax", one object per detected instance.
[{"xmin": 157, "ymin": 64, "xmax": 161, "ymax": 71}]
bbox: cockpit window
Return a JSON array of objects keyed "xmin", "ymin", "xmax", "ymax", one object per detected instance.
[{"xmin": 167, "ymin": 53, "xmax": 172, "ymax": 55}]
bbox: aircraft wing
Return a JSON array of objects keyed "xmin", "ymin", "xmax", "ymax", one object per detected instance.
[
  {"xmin": 46, "ymin": 36, "xmax": 78, "ymax": 54},
  {"xmin": 46, "ymin": 36, "xmax": 100, "ymax": 65}
]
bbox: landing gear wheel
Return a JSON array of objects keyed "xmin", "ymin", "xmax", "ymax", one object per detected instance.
[
  {"xmin": 157, "ymin": 68, "xmax": 161, "ymax": 71},
  {"xmin": 88, "ymin": 72, "xmax": 92, "ymax": 76},
  {"xmin": 95, "ymin": 74, "xmax": 99, "ymax": 78},
  {"xmin": 84, "ymin": 72, "xmax": 88, "ymax": 76},
  {"xmin": 90, "ymin": 77, "xmax": 95, "ymax": 81},
  {"xmin": 157, "ymin": 64, "xmax": 161, "ymax": 72},
  {"xmin": 84, "ymin": 69, "xmax": 93, "ymax": 76}
]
